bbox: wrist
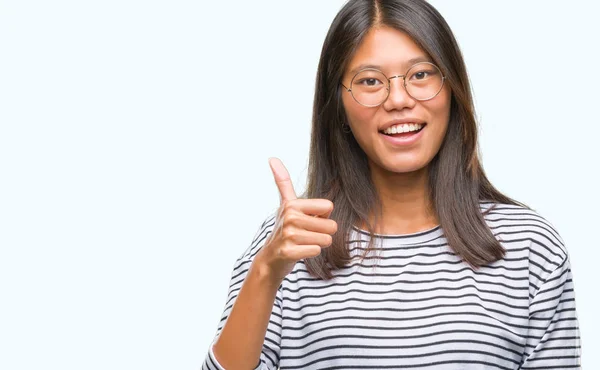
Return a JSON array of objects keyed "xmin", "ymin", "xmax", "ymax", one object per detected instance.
[{"xmin": 249, "ymin": 255, "xmax": 283, "ymax": 291}]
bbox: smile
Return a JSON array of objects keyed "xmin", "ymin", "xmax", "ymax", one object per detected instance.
[
  {"xmin": 379, "ymin": 123, "xmax": 426, "ymax": 146},
  {"xmin": 381, "ymin": 123, "xmax": 425, "ymax": 135}
]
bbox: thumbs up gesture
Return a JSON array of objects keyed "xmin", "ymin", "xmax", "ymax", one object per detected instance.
[{"xmin": 254, "ymin": 158, "xmax": 338, "ymax": 284}]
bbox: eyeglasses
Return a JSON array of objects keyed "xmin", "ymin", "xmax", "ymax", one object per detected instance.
[{"xmin": 341, "ymin": 62, "xmax": 447, "ymax": 107}]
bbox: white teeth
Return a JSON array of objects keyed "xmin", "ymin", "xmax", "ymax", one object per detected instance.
[{"xmin": 383, "ymin": 123, "xmax": 424, "ymax": 135}]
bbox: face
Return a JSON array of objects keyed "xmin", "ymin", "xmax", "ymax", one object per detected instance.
[{"xmin": 341, "ymin": 26, "xmax": 452, "ymax": 175}]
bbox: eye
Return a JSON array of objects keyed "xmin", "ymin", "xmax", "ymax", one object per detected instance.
[
  {"xmin": 356, "ymin": 78, "xmax": 383, "ymax": 86},
  {"xmin": 413, "ymin": 71, "xmax": 428, "ymax": 80},
  {"xmin": 409, "ymin": 67, "xmax": 438, "ymax": 82}
]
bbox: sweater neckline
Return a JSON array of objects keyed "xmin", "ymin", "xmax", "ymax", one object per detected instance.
[{"xmin": 350, "ymin": 224, "xmax": 444, "ymax": 245}]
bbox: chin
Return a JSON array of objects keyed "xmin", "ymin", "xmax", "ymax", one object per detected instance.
[{"xmin": 380, "ymin": 158, "xmax": 430, "ymax": 174}]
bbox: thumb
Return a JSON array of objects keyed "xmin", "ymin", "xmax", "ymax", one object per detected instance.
[{"xmin": 268, "ymin": 157, "xmax": 297, "ymax": 204}]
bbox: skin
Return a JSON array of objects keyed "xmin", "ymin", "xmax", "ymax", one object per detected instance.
[{"xmin": 341, "ymin": 26, "xmax": 452, "ymax": 235}]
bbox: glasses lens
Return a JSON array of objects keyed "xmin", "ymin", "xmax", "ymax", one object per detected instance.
[
  {"xmin": 405, "ymin": 63, "xmax": 444, "ymax": 101},
  {"xmin": 351, "ymin": 69, "xmax": 388, "ymax": 106}
]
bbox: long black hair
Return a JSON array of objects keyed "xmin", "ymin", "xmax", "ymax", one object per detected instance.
[{"xmin": 300, "ymin": 0, "xmax": 526, "ymax": 280}]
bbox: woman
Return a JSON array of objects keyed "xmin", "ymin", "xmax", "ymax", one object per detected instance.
[{"xmin": 203, "ymin": 0, "xmax": 581, "ymax": 368}]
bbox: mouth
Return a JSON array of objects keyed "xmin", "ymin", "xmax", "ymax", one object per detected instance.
[{"xmin": 379, "ymin": 122, "xmax": 426, "ymax": 138}]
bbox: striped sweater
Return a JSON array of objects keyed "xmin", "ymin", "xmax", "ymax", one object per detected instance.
[{"xmin": 203, "ymin": 202, "xmax": 581, "ymax": 369}]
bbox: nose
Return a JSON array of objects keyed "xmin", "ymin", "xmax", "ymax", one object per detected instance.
[{"xmin": 382, "ymin": 75, "xmax": 416, "ymax": 110}]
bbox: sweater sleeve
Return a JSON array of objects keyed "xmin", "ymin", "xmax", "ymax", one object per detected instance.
[
  {"xmin": 202, "ymin": 214, "xmax": 282, "ymax": 370},
  {"xmin": 520, "ymin": 256, "xmax": 581, "ymax": 369}
]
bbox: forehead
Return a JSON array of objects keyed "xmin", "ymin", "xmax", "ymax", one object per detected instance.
[{"xmin": 346, "ymin": 26, "xmax": 432, "ymax": 75}]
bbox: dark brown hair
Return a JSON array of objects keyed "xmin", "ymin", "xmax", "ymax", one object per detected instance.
[{"xmin": 299, "ymin": 0, "xmax": 527, "ymax": 280}]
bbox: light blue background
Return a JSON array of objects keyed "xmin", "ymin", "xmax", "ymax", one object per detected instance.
[{"xmin": 1, "ymin": 1, "xmax": 597, "ymax": 369}]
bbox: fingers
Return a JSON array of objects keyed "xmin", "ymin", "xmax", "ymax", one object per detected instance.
[
  {"xmin": 281, "ymin": 212, "xmax": 338, "ymax": 235},
  {"xmin": 268, "ymin": 157, "xmax": 297, "ymax": 204},
  {"xmin": 268, "ymin": 157, "xmax": 333, "ymax": 216},
  {"xmin": 265, "ymin": 157, "xmax": 338, "ymax": 272},
  {"xmin": 280, "ymin": 244, "xmax": 322, "ymax": 261},
  {"xmin": 282, "ymin": 228, "xmax": 333, "ymax": 248},
  {"xmin": 282, "ymin": 198, "xmax": 334, "ymax": 218}
]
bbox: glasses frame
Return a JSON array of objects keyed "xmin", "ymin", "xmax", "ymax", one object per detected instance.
[{"xmin": 341, "ymin": 62, "xmax": 447, "ymax": 107}]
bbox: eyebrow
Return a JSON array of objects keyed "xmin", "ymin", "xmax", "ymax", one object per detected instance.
[{"xmin": 348, "ymin": 56, "xmax": 433, "ymax": 75}]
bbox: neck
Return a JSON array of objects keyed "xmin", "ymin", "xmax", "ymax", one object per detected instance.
[{"xmin": 361, "ymin": 161, "xmax": 439, "ymax": 235}]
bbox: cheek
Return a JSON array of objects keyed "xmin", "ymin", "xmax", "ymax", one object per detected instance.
[
  {"xmin": 427, "ymin": 89, "xmax": 452, "ymax": 134},
  {"xmin": 342, "ymin": 97, "xmax": 376, "ymax": 128},
  {"xmin": 436, "ymin": 87, "xmax": 452, "ymax": 120}
]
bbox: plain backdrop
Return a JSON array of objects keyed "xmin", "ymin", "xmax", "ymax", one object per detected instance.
[{"xmin": 1, "ymin": 1, "xmax": 598, "ymax": 369}]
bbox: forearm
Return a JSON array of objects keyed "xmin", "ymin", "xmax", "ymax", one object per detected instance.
[{"xmin": 212, "ymin": 261, "xmax": 280, "ymax": 370}]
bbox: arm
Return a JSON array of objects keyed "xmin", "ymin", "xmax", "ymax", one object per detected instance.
[
  {"xmin": 203, "ymin": 158, "xmax": 336, "ymax": 369},
  {"xmin": 202, "ymin": 217, "xmax": 283, "ymax": 370},
  {"xmin": 212, "ymin": 261, "xmax": 283, "ymax": 370}
]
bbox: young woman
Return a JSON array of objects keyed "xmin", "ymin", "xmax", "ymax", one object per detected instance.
[{"xmin": 203, "ymin": 0, "xmax": 581, "ymax": 369}]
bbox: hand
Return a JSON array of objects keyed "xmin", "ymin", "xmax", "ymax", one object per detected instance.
[{"xmin": 254, "ymin": 158, "xmax": 338, "ymax": 284}]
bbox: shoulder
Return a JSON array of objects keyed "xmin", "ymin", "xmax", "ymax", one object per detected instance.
[
  {"xmin": 479, "ymin": 200, "xmax": 568, "ymax": 269},
  {"xmin": 223, "ymin": 210, "xmax": 278, "ymax": 281},
  {"xmin": 236, "ymin": 210, "xmax": 278, "ymax": 263}
]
